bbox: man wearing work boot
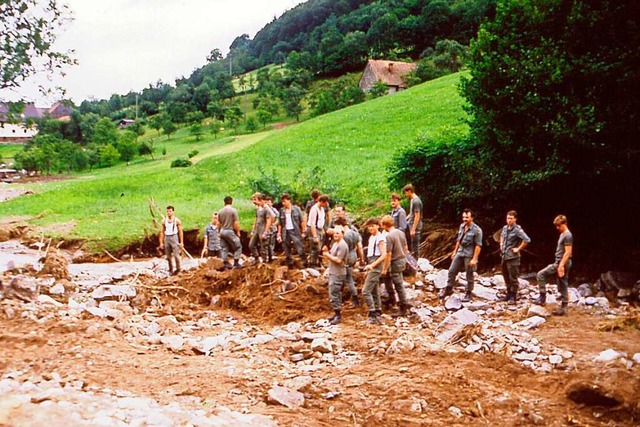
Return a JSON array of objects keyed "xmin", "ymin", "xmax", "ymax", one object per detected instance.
[
  {"xmin": 362, "ymin": 217, "xmax": 387, "ymax": 324},
  {"xmin": 535, "ymin": 215, "xmax": 573, "ymax": 316},
  {"xmin": 440, "ymin": 209, "xmax": 483, "ymax": 302},
  {"xmin": 277, "ymin": 193, "xmax": 306, "ymax": 269},
  {"xmin": 322, "ymin": 226, "xmax": 349, "ymax": 325},
  {"xmin": 218, "ymin": 196, "xmax": 243, "ymax": 270},
  {"xmin": 499, "ymin": 210, "xmax": 531, "ymax": 305},
  {"xmin": 381, "ymin": 215, "xmax": 411, "ymax": 317},
  {"xmin": 334, "ymin": 216, "xmax": 365, "ymax": 308}
]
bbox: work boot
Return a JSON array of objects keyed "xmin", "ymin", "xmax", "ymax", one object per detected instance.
[
  {"xmin": 438, "ymin": 286, "xmax": 454, "ymax": 299},
  {"xmin": 374, "ymin": 309, "xmax": 382, "ymax": 317},
  {"xmin": 533, "ymin": 293, "xmax": 546, "ymax": 306},
  {"xmin": 328, "ymin": 310, "xmax": 342, "ymax": 325},
  {"xmin": 351, "ymin": 294, "xmax": 361, "ymax": 307},
  {"xmin": 366, "ymin": 311, "xmax": 381, "ymax": 325},
  {"xmin": 461, "ymin": 292, "xmax": 472, "ymax": 303},
  {"xmin": 233, "ymin": 261, "xmax": 243, "ymax": 269},
  {"xmin": 498, "ymin": 290, "xmax": 512, "ymax": 302},
  {"xmin": 552, "ymin": 304, "xmax": 568, "ymax": 316},
  {"xmin": 223, "ymin": 262, "xmax": 232, "ymax": 271},
  {"xmin": 508, "ymin": 295, "xmax": 517, "ymax": 306},
  {"xmin": 392, "ymin": 303, "xmax": 410, "ymax": 318}
]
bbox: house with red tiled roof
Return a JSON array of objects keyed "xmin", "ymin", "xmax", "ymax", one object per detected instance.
[{"xmin": 358, "ymin": 59, "xmax": 417, "ymax": 94}]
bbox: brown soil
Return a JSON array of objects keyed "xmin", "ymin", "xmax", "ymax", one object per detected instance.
[
  {"xmin": 134, "ymin": 262, "xmax": 342, "ymax": 324},
  {"xmin": 38, "ymin": 250, "xmax": 70, "ymax": 280},
  {"xmin": 1, "ymin": 303, "xmax": 638, "ymax": 426}
]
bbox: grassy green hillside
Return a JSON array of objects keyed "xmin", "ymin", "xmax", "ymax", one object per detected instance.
[{"xmin": 0, "ymin": 72, "xmax": 467, "ymax": 251}]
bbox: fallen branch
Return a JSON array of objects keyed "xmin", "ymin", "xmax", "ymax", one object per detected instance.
[
  {"xmin": 104, "ymin": 250, "xmax": 125, "ymax": 263},
  {"xmin": 275, "ymin": 283, "xmax": 299, "ymax": 296}
]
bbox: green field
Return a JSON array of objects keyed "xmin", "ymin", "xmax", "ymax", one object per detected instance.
[
  {"xmin": 0, "ymin": 72, "xmax": 467, "ymax": 251},
  {"xmin": 0, "ymin": 144, "xmax": 23, "ymax": 164}
]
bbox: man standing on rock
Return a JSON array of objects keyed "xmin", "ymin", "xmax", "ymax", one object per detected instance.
[
  {"xmin": 381, "ymin": 215, "xmax": 411, "ymax": 317},
  {"xmin": 277, "ymin": 193, "xmax": 307, "ymax": 268},
  {"xmin": 440, "ymin": 209, "xmax": 483, "ymax": 302},
  {"xmin": 307, "ymin": 194, "xmax": 330, "ymax": 268},
  {"xmin": 403, "ymin": 184, "xmax": 423, "ymax": 259},
  {"xmin": 535, "ymin": 215, "xmax": 573, "ymax": 316},
  {"xmin": 158, "ymin": 205, "xmax": 183, "ymax": 275},
  {"xmin": 322, "ymin": 225, "xmax": 349, "ymax": 325},
  {"xmin": 362, "ymin": 217, "xmax": 387, "ymax": 324},
  {"xmin": 499, "ymin": 210, "xmax": 531, "ymax": 305},
  {"xmin": 218, "ymin": 196, "xmax": 243, "ymax": 270},
  {"xmin": 201, "ymin": 212, "xmax": 222, "ymax": 258}
]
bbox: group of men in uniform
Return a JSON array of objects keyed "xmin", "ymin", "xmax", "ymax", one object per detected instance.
[{"xmin": 159, "ymin": 184, "xmax": 574, "ymax": 323}]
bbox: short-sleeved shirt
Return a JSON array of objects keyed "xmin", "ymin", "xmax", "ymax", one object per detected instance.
[
  {"xmin": 455, "ymin": 222, "xmax": 483, "ymax": 258},
  {"xmin": 555, "ymin": 230, "xmax": 573, "ymax": 263},
  {"xmin": 255, "ymin": 206, "xmax": 274, "ymax": 234},
  {"xmin": 386, "ymin": 228, "xmax": 407, "ymax": 261},
  {"xmin": 391, "ymin": 207, "xmax": 407, "ymax": 231},
  {"xmin": 307, "ymin": 203, "xmax": 326, "ymax": 229},
  {"xmin": 407, "ymin": 196, "xmax": 423, "ymax": 231},
  {"xmin": 205, "ymin": 223, "xmax": 221, "ymax": 251},
  {"xmin": 501, "ymin": 224, "xmax": 531, "ymax": 260},
  {"xmin": 218, "ymin": 205, "xmax": 238, "ymax": 231},
  {"xmin": 328, "ymin": 239, "xmax": 348, "ymax": 276},
  {"xmin": 367, "ymin": 232, "xmax": 386, "ymax": 258}
]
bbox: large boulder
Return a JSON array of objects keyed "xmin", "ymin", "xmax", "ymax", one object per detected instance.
[
  {"xmin": 1, "ymin": 275, "xmax": 41, "ymax": 302},
  {"xmin": 434, "ymin": 308, "xmax": 479, "ymax": 342}
]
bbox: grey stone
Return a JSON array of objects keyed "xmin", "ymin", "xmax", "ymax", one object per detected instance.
[
  {"xmin": 514, "ymin": 316, "xmax": 546, "ymax": 330},
  {"xmin": 527, "ymin": 305, "xmax": 550, "ymax": 318},
  {"xmin": 444, "ymin": 295, "xmax": 463, "ymax": 311},
  {"xmin": 37, "ymin": 294, "xmax": 62, "ymax": 307},
  {"xmin": 305, "ymin": 268, "xmax": 321, "ymax": 278},
  {"xmin": 342, "ymin": 374, "xmax": 365, "ymax": 388},
  {"xmin": 91, "ymin": 285, "xmax": 136, "ymax": 300},
  {"xmin": 267, "ymin": 386, "xmax": 304, "ymax": 409},
  {"xmin": 549, "ymin": 355, "xmax": 563, "ymax": 365},
  {"xmin": 417, "ymin": 258, "xmax": 433, "ymax": 272},
  {"xmin": 48, "ymin": 283, "xmax": 65, "ymax": 295},
  {"xmin": 300, "ymin": 332, "xmax": 329, "ymax": 342},
  {"xmin": 568, "ymin": 288, "xmax": 580, "ymax": 303},
  {"xmin": 518, "ymin": 278, "xmax": 530, "ymax": 287},
  {"xmin": 433, "ymin": 270, "xmax": 449, "ymax": 289},
  {"xmin": 290, "ymin": 354, "xmax": 305, "ymax": 363},
  {"xmin": 283, "ymin": 376, "xmax": 312, "ymax": 391},
  {"xmin": 513, "ymin": 352, "xmax": 538, "ymax": 361},
  {"xmin": 434, "ymin": 308, "xmax": 479, "ymax": 343},
  {"xmin": 578, "ymin": 283, "xmax": 594, "ymax": 297},
  {"xmin": 585, "ymin": 296, "xmax": 597, "ymax": 305},
  {"xmin": 86, "ymin": 306, "xmax": 107, "ymax": 318},
  {"xmin": 466, "ymin": 301, "xmax": 490, "ymax": 311},
  {"xmin": 449, "ymin": 406, "xmax": 462, "ymax": 418},
  {"xmin": 465, "ymin": 343, "xmax": 482, "ymax": 353},
  {"xmin": 3, "ymin": 275, "xmax": 41, "ymax": 302},
  {"xmin": 491, "ymin": 275, "xmax": 505, "ymax": 287},
  {"xmin": 310, "ymin": 338, "xmax": 332, "ymax": 354},
  {"xmin": 161, "ymin": 335, "xmax": 184, "ymax": 352},
  {"xmin": 633, "ymin": 353, "xmax": 640, "ymax": 364},
  {"xmin": 594, "ymin": 349, "xmax": 626, "ymax": 363},
  {"xmin": 472, "ymin": 284, "xmax": 498, "ymax": 301}
]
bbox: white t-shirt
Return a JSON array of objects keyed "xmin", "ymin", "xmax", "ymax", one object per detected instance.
[{"xmin": 367, "ymin": 231, "xmax": 386, "ymax": 258}]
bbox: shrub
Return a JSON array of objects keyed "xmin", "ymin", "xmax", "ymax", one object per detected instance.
[
  {"xmin": 170, "ymin": 158, "xmax": 192, "ymax": 168},
  {"xmin": 187, "ymin": 150, "xmax": 199, "ymax": 159}
]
